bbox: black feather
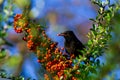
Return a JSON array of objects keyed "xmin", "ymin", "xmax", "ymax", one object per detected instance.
[{"xmin": 58, "ymin": 31, "xmax": 85, "ymax": 57}]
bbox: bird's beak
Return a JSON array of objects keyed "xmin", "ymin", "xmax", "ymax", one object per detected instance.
[{"xmin": 57, "ymin": 33, "xmax": 65, "ymax": 36}]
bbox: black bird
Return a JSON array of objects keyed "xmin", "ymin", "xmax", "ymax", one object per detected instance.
[{"xmin": 58, "ymin": 31, "xmax": 85, "ymax": 57}]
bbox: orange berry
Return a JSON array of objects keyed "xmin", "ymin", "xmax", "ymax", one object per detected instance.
[
  {"xmin": 27, "ymin": 29, "xmax": 31, "ymax": 33},
  {"xmin": 71, "ymin": 76, "xmax": 77, "ymax": 80},
  {"xmin": 50, "ymin": 44, "xmax": 54, "ymax": 48},
  {"xmin": 22, "ymin": 37, "xmax": 27, "ymax": 41},
  {"xmin": 28, "ymin": 35, "xmax": 33, "ymax": 39},
  {"xmin": 14, "ymin": 27, "xmax": 23, "ymax": 33},
  {"xmin": 44, "ymin": 74, "xmax": 50, "ymax": 80},
  {"xmin": 76, "ymin": 71, "xmax": 80, "ymax": 74}
]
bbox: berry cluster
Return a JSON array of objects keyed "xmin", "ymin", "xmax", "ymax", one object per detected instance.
[
  {"xmin": 14, "ymin": 14, "xmax": 79, "ymax": 80},
  {"xmin": 46, "ymin": 59, "xmax": 72, "ymax": 78},
  {"xmin": 14, "ymin": 14, "xmax": 44, "ymax": 51},
  {"xmin": 22, "ymin": 27, "xmax": 42, "ymax": 50},
  {"xmin": 14, "ymin": 14, "xmax": 28, "ymax": 33},
  {"xmin": 37, "ymin": 45, "xmax": 78, "ymax": 80}
]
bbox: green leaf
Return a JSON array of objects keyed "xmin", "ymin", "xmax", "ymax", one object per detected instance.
[
  {"xmin": 0, "ymin": 13, "xmax": 3, "ymax": 21},
  {"xmin": 0, "ymin": 50, "xmax": 6, "ymax": 59},
  {"xmin": 88, "ymin": 40, "xmax": 93, "ymax": 45}
]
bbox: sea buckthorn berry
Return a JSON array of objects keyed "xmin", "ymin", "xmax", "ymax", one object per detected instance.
[
  {"xmin": 71, "ymin": 76, "xmax": 77, "ymax": 80},
  {"xmin": 76, "ymin": 71, "xmax": 80, "ymax": 75},
  {"xmin": 14, "ymin": 14, "xmax": 22, "ymax": 21},
  {"xmin": 44, "ymin": 74, "xmax": 50, "ymax": 80},
  {"xmin": 57, "ymin": 71, "xmax": 64, "ymax": 78},
  {"xmin": 50, "ymin": 44, "xmax": 54, "ymax": 48},
  {"xmin": 40, "ymin": 59, "xmax": 45, "ymax": 63},
  {"xmin": 46, "ymin": 48, "xmax": 49, "ymax": 50},
  {"xmin": 15, "ymin": 14, "xmax": 22, "ymax": 18},
  {"xmin": 43, "ymin": 34, "xmax": 47, "ymax": 37},
  {"xmin": 27, "ymin": 40, "xmax": 37, "ymax": 50},
  {"xmin": 28, "ymin": 35, "xmax": 33, "ymax": 39},
  {"xmin": 55, "ymin": 48, "xmax": 59, "ymax": 52},
  {"xmin": 27, "ymin": 40, "xmax": 33, "ymax": 44},
  {"xmin": 26, "ymin": 29, "xmax": 31, "ymax": 33},
  {"xmin": 22, "ymin": 37, "xmax": 27, "ymax": 41},
  {"xmin": 23, "ymin": 22, "xmax": 28, "ymax": 27},
  {"xmin": 14, "ymin": 27, "xmax": 23, "ymax": 33},
  {"xmin": 60, "ymin": 51, "xmax": 62, "ymax": 55},
  {"xmin": 47, "ymin": 49, "xmax": 51, "ymax": 54}
]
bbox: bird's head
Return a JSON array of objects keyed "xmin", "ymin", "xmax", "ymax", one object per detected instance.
[{"xmin": 57, "ymin": 31, "xmax": 76, "ymax": 41}]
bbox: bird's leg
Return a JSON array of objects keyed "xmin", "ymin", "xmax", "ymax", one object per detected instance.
[{"xmin": 62, "ymin": 50, "xmax": 70, "ymax": 59}]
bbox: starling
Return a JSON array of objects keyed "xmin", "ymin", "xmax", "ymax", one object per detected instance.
[{"xmin": 58, "ymin": 31, "xmax": 85, "ymax": 57}]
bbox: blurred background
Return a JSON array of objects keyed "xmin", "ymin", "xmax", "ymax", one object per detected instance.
[{"xmin": 0, "ymin": 0, "xmax": 120, "ymax": 80}]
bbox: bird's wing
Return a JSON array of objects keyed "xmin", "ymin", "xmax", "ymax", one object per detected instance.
[{"xmin": 70, "ymin": 41, "xmax": 76, "ymax": 54}]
